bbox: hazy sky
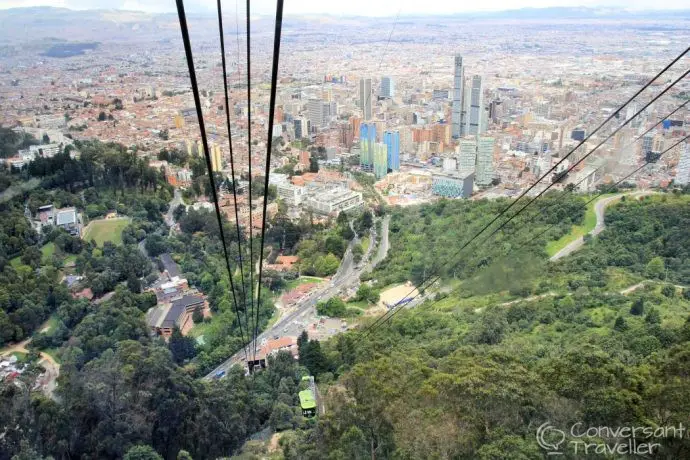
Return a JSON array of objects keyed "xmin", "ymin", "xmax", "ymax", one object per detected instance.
[{"xmin": 0, "ymin": 0, "xmax": 687, "ymax": 15}]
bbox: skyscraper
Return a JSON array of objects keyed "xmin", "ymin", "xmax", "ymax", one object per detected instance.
[
  {"xmin": 384, "ymin": 130, "xmax": 400, "ymax": 172},
  {"xmin": 457, "ymin": 138, "xmax": 477, "ymax": 173},
  {"xmin": 373, "ymin": 143, "xmax": 388, "ymax": 179},
  {"xmin": 676, "ymin": 142, "xmax": 690, "ymax": 186},
  {"xmin": 451, "ymin": 55, "xmax": 465, "ymax": 139},
  {"xmin": 359, "ymin": 78, "xmax": 372, "ymax": 120},
  {"xmin": 475, "ymin": 136, "xmax": 495, "ymax": 186},
  {"xmin": 359, "ymin": 123, "xmax": 376, "ymax": 171},
  {"xmin": 380, "ymin": 76, "xmax": 394, "ymax": 98},
  {"xmin": 464, "ymin": 75, "xmax": 484, "ymax": 135},
  {"xmin": 307, "ymin": 98, "xmax": 324, "ymax": 129},
  {"xmin": 294, "ymin": 117, "xmax": 307, "ymax": 139}
]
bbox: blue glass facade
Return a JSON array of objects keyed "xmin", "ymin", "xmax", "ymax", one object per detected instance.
[
  {"xmin": 384, "ymin": 130, "xmax": 400, "ymax": 172},
  {"xmin": 359, "ymin": 123, "xmax": 376, "ymax": 170}
]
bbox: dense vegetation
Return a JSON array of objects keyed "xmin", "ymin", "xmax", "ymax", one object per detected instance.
[
  {"xmin": 3, "ymin": 128, "xmax": 689, "ymax": 460},
  {"xmin": 276, "ymin": 194, "xmax": 690, "ymax": 459}
]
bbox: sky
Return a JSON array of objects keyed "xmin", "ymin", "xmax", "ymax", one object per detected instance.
[{"xmin": 0, "ymin": 0, "xmax": 687, "ymax": 15}]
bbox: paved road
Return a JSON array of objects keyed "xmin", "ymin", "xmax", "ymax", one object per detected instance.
[
  {"xmin": 165, "ymin": 188, "xmax": 184, "ymax": 228},
  {"xmin": 206, "ymin": 215, "xmax": 391, "ymax": 378},
  {"xmin": 550, "ymin": 191, "xmax": 655, "ymax": 261}
]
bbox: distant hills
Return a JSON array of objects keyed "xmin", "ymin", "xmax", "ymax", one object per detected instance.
[{"xmin": 0, "ymin": 6, "xmax": 687, "ymax": 50}]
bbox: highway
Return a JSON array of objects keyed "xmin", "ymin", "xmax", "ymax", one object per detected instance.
[{"xmin": 206, "ymin": 215, "xmax": 391, "ymax": 378}]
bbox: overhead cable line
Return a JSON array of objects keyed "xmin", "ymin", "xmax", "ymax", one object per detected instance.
[
  {"xmin": 511, "ymin": 133, "xmax": 690, "ymax": 254},
  {"xmin": 175, "ymin": 0, "xmax": 249, "ymax": 361},
  {"xmin": 400, "ymin": 133, "xmax": 690, "ymax": 323},
  {"xmin": 245, "ymin": 0, "xmax": 256, "ymax": 357},
  {"xmin": 494, "ymin": 98, "xmax": 690, "ymax": 239},
  {"xmin": 361, "ymin": 49, "xmax": 689, "ymax": 335},
  {"xmin": 216, "ymin": 0, "xmax": 251, "ymax": 342},
  {"xmin": 253, "ymin": 0, "xmax": 285, "ymax": 362},
  {"xmin": 367, "ymin": 133, "xmax": 690, "ymax": 336}
]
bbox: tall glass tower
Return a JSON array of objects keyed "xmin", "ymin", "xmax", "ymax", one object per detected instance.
[
  {"xmin": 384, "ymin": 130, "xmax": 400, "ymax": 172},
  {"xmin": 452, "ymin": 55, "xmax": 465, "ymax": 139}
]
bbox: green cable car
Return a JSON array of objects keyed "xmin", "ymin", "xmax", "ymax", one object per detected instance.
[{"xmin": 299, "ymin": 375, "xmax": 317, "ymax": 417}]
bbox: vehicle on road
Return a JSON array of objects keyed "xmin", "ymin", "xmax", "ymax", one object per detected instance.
[{"xmin": 214, "ymin": 370, "xmax": 226, "ymax": 379}]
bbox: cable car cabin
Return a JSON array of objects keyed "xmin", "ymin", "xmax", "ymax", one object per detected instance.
[{"xmin": 299, "ymin": 389, "xmax": 317, "ymax": 417}]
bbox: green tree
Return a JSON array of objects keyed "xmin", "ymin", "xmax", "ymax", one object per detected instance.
[
  {"xmin": 168, "ymin": 327, "xmax": 196, "ymax": 363},
  {"xmin": 661, "ymin": 284, "xmax": 676, "ymax": 298},
  {"xmin": 645, "ymin": 308, "xmax": 661, "ymax": 325},
  {"xmin": 269, "ymin": 402, "xmax": 295, "ymax": 431},
  {"xmin": 630, "ymin": 298, "xmax": 645, "ymax": 316},
  {"xmin": 124, "ymin": 446, "xmax": 163, "ymax": 460},
  {"xmin": 309, "ymin": 154, "xmax": 319, "ymax": 173},
  {"xmin": 192, "ymin": 306, "xmax": 203, "ymax": 324},
  {"xmin": 614, "ymin": 316, "xmax": 628, "ymax": 332},
  {"xmin": 177, "ymin": 451, "xmax": 193, "ymax": 460},
  {"xmin": 646, "ymin": 256, "xmax": 665, "ymax": 280}
]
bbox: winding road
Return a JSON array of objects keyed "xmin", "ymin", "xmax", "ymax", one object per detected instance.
[
  {"xmin": 550, "ymin": 191, "xmax": 655, "ymax": 262},
  {"xmin": 205, "ymin": 215, "xmax": 391, "ymax": 378}
]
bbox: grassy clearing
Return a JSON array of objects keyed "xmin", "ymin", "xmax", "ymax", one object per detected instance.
[
  {"xmin": 546, "ymin": 194, "xmax": 615, "ymax": 256},
  {"xmin": 38, "ymin": 314, "xmax": 59, "ymax": 334},
  {"xmin": 10, "ymin": 351, "xmax": 29, "ymax": 363},
  {"xmin": 9, "ymin": 256, "xmax": 21, "ymax": 268},
  {"xmin": 187, "ymin": 320, "xmax": 211, "ymax": 339},
  {"xmin": 82, "ymin": 217, "xmax": 130, "ymax": 246},
  {"xmin": 361, "ymin": 236, "xmax": 370, "ymax": 254},
  {"xmin": 284, "ymin": 276, "xmax": 323, "ymax": 292},
  {"xmin": 41, "ymin": 242, "xmax": 55, "ymax": 262}
]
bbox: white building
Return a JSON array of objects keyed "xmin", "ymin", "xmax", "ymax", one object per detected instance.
[
  {"xmin": 277, "ymin": 183, "xmax": 306, "ymax": 207},
  {"xmin": 676, "ymin": 142, "xmax": 690, "ymax": 186},
  {"xmin": 475, "ymin": 136, "xmax": 495, "ymax": 186},
  {"xmin": 304, "ymin": 188, "xmax": 363, "ymax": 216},
  {"xmin": 307, "ymin": 98, "xmax": 324, "ymax": 130},
  {"xmin": 457, "ymin": 138, "xmax": 477, "ymax": 173}
]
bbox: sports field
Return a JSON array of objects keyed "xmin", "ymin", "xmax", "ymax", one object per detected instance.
[{"xmin": 82, "ymin": 217, "xmax": 130, "ymax": 246}]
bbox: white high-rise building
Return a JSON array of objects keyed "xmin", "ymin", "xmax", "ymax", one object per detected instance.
[
  {"xmin": 464, "ymin": 75, "xmax": 484, "ymax": 135},
  {"xmin": 307, "ymin": 98, "xmax": 324, "ymax": 129},
  {"xmin": 452, "ymin": 55, "xmax": 465, "ymax": 139},
  {"xmin": 475, "ymin": 136, "xmax": 495, "ymax": 186},
  {"xmin": 457, "ymin": 137, "xmax": 477, "ymax": 173},
  {"xmin": 359, "ymin": 78, "xmax": 372, "ymax": 120},
  {"xmin": 676, "ymin": 142, "xmax": 690, "ymax": 186}
]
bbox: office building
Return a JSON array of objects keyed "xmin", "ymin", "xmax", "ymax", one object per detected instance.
[
  {"xmin": 457, "ymin": 138, "xmax": 477, "ymax": 173},
  {"xmin": 304, "ymin": 188, "xmax": 364, "ymax": 216},
  {"xmin": 642, "ymin": 133, "xmax": 654, "ymax": 155},
  {"xmin": 277, "ymin": 183, "xmax": 306, "ymax": 206},
  {"xmin": 373, "ymin": 143, "xmax": 388, "ymax": 179},
  {"xmin": 294, "ymin": 118, "xmax": 307, "ymax": 139},
  {"xmin": 432, "ymin": 172, "xmax": 474, "ymax": 198},
  {"xmin": 464, "ymin": 75, "xmax": 484, "ymax": 135},
  {"xmin": 475, "ymin": 136, "xmax": 495, "ymax": 186},
  {"xmin": 676, "ymin": 142, "xmax": 690, "ymax": 186},
  {"xmin": 380, "ymin": 76, "xmax": 394, "ymax": 98},
  {"xmin": 384, "ymin": 130, "xmax": 400, "ymax": 172},
  {"xmin": 359, "ymin": 78, "xmax": 372, "ymax": 120},
  {"xmin": 307, "ymin": 98, "xmax": 324, "ymax": 129},
  {"xmin": 359, "ymin": 123, "xmax": 376, "ymax": 171},
  {"xmin": 451, "ymin": 55, "xmax": 465, "ymax": 139}
]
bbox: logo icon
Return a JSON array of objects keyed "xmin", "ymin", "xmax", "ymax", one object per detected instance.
[{"xmin": 537, "ymin": 422, "xmax": 566, "ymax": 455}]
